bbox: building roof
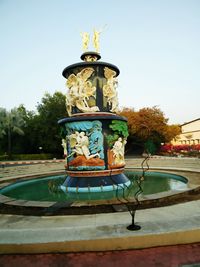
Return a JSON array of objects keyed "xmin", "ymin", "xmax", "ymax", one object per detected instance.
[{"xmin": 181, "ymin": 118, "xmax": 200, "ymax": 127}]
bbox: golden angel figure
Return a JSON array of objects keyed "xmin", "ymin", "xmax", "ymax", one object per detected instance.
[
  {"xmin": 92, "ymin": 29, "xmax": 101, "ymax": 53},
  {"xmin": 81, "ymin": 32, "xmax": 90, "ymax": 52}
]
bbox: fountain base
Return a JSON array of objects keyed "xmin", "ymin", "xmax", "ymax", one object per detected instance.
[{"xmin": 61, "ymin": 169, "xmax": 131, "ymax": 192}]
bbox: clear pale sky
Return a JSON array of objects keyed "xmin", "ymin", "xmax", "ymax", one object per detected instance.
[{"xmin": 0, "ymin": 0, "xmax": 199, "ymax": 124}]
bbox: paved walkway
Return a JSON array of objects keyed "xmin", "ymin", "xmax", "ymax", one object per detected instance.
[
  {"xmin": 0, "ymin": 243, "xmax": 200, "ymax": 267},
  {"xmin": 0, "ymin": 199, "xmax": 200, "ymax": 254},
  {"xmin": 0, "ymin": 157, "xmax": 200, "ymax": 266},
  {"xmin": 0, "ymin": 159, "xmax": 65, "ymax": 179},
  {"xmin": 1, "ymin": 156, "xmax": 200, "ymax": 179}
]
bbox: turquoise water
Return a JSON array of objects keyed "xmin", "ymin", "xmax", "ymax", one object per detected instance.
[{"xmin": 0, "ymin": 171, "xmax": 188, "ymax": 202}]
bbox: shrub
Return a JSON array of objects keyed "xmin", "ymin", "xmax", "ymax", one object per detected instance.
[
  {"xmin": 159, "ymin": 144, "xmax": 200, "ymax": 157},
  {"xmin": 0, "ymin": 153, "xmax": 56, "ymax": 161},
  {"xmin": 160, "ymin": 144, "xmax": 173, "ymax": 152},
  {"xmin": 0, "ymin": 154, "xmax": 9, "ymax": 161}
]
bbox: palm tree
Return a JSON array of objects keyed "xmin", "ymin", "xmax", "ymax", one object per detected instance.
[{"xmin": 0, "ymin": 107, "xmax": 25, "ymax": 159}]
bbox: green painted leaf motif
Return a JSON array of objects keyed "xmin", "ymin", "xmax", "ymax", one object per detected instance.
[
  {"xmin": 106, "ymin": 133, "xmax": 119, "ymax": 148},
  {"xmin": 109, "ymin": 120, "xmax": 129, "ymax": 138},
  {"xmin": 106, "ymin": 120, "xmax": 129, "ymax": 148}
]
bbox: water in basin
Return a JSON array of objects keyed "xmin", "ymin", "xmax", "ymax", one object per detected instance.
[{"xmin": 0, "ymin": 171, "xmax": 188, "ymax": 203}]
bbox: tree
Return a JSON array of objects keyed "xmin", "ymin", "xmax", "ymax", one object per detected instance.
[
  {"xmin": 0, "ymin": 107, "xmax": 25, "ymax": 158},
  {"xmin": 35, "ymin": 91, "xmax": 67, "ymax": 154},
  {"xmin": 163, "ymin": 124, "xmax": 181, "ymax": 143},
  {"xmin": 0, "ymin": 92, "xmax": 67, "ymax": 157},
  {"xmin": 119, "ymin": 106, "xmax": 180, "ymax": 154},
  {"xmin": 10, "ymin": 105, "xmax": 38, "ymax": 154}
]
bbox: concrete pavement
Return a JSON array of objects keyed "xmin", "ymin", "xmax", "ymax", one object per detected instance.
[
  {"xmin": 1, "ymin": 156, "xmax": 200, "ymax": 179},
  {"xmin": 0, "ymin": 157, "xmax": 200, "ymax": 254}
]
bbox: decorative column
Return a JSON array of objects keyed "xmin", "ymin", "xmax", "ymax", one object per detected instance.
[{"xmin": 58, "ymin": 35, "xmax": 130, "ymax": 192}]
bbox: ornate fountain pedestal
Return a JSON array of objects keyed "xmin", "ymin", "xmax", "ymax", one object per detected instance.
[{"xmin": 58, "ymin": 52, "xmax": 130, "ymax": 192}]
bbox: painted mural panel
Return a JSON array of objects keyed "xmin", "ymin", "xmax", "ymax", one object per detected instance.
[
  {"xmin": 106, "ymin": 120, "xmax": 129, "ymax": 169},
  {"xmin": 65, "ymin": 120, "xmax": 105, "ymax": 170}
]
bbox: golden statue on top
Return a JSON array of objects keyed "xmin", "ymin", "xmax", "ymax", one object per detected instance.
[
  {"xmin": 92, "ymin": 29, "xmax": 101, "ymax": 53},
  {"xmin": 81, "ymin": 28, "xmax": 102, "ymax": 53},
  {"xmin": 80, "ymin": 32, "xmax": 90, "ymax": 52}
]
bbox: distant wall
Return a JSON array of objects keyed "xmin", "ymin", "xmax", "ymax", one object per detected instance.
[{"xmin": 172, "ymin": 118, "xmax": 200, "ymax": 145}]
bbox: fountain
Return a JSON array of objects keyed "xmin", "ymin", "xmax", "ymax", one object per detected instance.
[
  {"xmin": 58, "ymin": 32, "xmax": 130, "ymax": 193},
  {"xmin": 0, "ymin": 32, "xmax": 194, "ymax": 217},
  {"xmin": 0, "ymin": 32, "xmax": 200, "ymax": 255},
  {"xmin": 2, "ymin": 31, "xmax": 199, "ymax": 218}
]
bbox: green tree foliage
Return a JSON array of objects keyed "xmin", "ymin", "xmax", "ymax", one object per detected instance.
[
  {"xmin": 0, "ymin": 92, "xmax": 181, "ymax": 158},
  {"xmin": 12, "ymin": 105, "xmax": 39, "ymax": 154},
  {"xmin": 0, "ymin": 92, "xmax": 67, "ymax": 157},
  {"xmin": 34, "ymin": 91, "xmax": 67, "ymax": 154},
  {"xmin": 0, "ymin": 107, "xmax": 25, "ymax": 158}
]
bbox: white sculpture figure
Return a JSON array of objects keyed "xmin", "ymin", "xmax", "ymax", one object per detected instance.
[
  {"xmin": 111, "ymin": 137, "xmax": 127, "ymax": 165},
  {"xmin": 66, "ymin": 68, "xmax": 99, "ymax": 116},
  {"xmin": 61, "ymin": 139, "xmax": 67, "ymax": 157},
  {"xmin": 70, "ymin": 131, "xmax": 100, "ymax": 160},
  {"xmin": 81, "ymin": 32, "xmax": 90, "ymax": 52},
  {"xmin": 66, "ymin": 74, "xmax": 79, "ymax": 115},
  {"xmin": 103, "ymin": 67, "xmax": 119, "ymax": 112},
  {"xmin": 69, "ymin": 131, "xmax": 83, "ymax": 155}
]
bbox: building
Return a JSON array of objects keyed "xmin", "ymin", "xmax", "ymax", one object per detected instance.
[{"xmin": 172, "ymin": 118, "xmax": 200, "ymax": 145}]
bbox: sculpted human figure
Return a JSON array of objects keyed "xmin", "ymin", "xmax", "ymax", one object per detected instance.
[
  {"xmin": 111, "ymin": 137, "xmax": 127, "ymax": 165},
  {"xmin": 81, "ymin": 32, "xmax": 90, "ymax": 52},
  {"xmin": 70, "ymin": 131, "xmax": 100, "ymax": 160},
  {"xmin": 66, "ymin": 68, "xmax": 99, "ymax": 115},
  {"xmin": 103, "ymin": 67, "xmax": 119, "ymax": 112},
  {"xmin": 69, "ymin": 131, "xmax": 82, "ymax": 155},
  {"xmin": 89, "ymin": 121, "xmax": 104, "ymax": 159},
  {"xmin": 92, "ymin": 29, "xmax": 101, "ymax": 53},
  {"xmin": 61, "ymin": 139, "xmax": 67, "ymax": 157},
  {"xmin": 81, "ymin": 28, "xmax": 104, "ymax": 53}
]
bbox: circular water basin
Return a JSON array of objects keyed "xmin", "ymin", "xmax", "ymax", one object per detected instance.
[{"xmin": 0, "ymin": 171, "xmax": 188, "ymax": 203}]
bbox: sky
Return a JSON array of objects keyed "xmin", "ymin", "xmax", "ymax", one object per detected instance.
[{"xmin": 0, "ymin": 0, "xmax": 200, "ymax": 124}]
